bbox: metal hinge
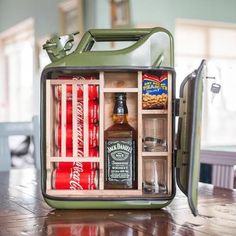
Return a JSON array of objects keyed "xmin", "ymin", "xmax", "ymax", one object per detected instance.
[{"xmin": 174, "ymin": 98, "xmax": 180, "ymax": 117}]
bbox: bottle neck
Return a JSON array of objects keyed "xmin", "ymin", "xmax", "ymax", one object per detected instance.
[
  {"xmin": 112, "ymin": 114, "xmax": 128, "ymax": 124},
  {"xmin": 113, "ymin": 99, "xmax": 128, "ymax": 124}
]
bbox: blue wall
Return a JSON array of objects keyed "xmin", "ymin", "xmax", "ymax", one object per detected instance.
[
  {"xmin": 1, "ymin": 0, "xmax": 236, "ymax": 37},
  {"xmin": 93, "ymin": 0, "xmax": 236, "ymax": 33},
  {"xmin": 0, "ymin": 0, "xmax": 63, "ymax": 37}
]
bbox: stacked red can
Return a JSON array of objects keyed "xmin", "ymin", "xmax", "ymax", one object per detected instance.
[
  {"xmin": 52, "ymin": 163, "xmax": 98, "ymax": 190},
  {"xmin": 53, "ymin": 76, "xmax": 100, "ymax": 190}
]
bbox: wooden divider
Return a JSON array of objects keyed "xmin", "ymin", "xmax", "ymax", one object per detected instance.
[
  {"xmin": 83, "ymin": 84, "xmax": 89, "ymax": 158},
  {"xmin": 167, "ymin": 72, "xmax": 172, "ymax": 194},
  {"xmin": 99, "ymin": 72, "xmax": 105, "ymax": 190},
  {"xmin": 45, "ymin": 70, "xmax": 173, "ymax": 198},
  {"xmin": 137, "ymin": 71, "xmax": 143, "ymax": 190},
  {"xmin": 46, "ymin": 80, "xmax": 53, "ymax": 190},
  {"xmin": 61, "ymin": 84, "xmax": 67, "ymax": 157},
  {"xmin": 72, "ymin": 83, "xmax": 78, "ymax": 157}
]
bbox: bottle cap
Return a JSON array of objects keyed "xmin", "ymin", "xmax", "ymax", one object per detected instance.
[
  {"xmin": 115, "ymin": 93, "xmax": 126, "ymax": 100},
  {"xmin": 113, "ymin": 93, "xmax": 128, "ymax": 114}
]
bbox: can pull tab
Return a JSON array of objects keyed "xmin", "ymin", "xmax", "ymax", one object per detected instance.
[{"xmin": 210, "ymin": 83, "xmax": 221, "ymax": 103}]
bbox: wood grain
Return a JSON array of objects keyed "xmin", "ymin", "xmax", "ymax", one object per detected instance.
[{"xmin": 0, "ymin": 169, "xmax": 235, "ymax": 235}]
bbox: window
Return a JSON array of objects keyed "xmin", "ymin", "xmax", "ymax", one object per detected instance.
[
  {"xmin": 59, "ymin": 0, "xmax": 84, "ymax": 35},
  {"xmin": 175, "ymin": 20, "xmax": 236, "ymax": 148},
  {"xmin": 0, "ymin": 19, "xmax": 34, "ymax": 122}
]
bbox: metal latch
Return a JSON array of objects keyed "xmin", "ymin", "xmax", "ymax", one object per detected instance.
[{"xmin": 174, "ymin": 98, "xmax": 180, "ymax": 116}]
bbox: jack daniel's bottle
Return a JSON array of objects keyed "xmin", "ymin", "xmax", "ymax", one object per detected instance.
[{"xmin": 104, "ymin": 93, "xmax": 137, "ymax": 189}]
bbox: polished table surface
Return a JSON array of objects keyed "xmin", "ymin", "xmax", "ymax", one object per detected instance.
[{"xmin": 0, "ymin": 169, "xmax": 235, "ymax": 236}]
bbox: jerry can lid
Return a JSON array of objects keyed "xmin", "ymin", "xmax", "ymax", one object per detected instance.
[{"xmin": 175, "ymin": 60, "xmax": 206, "ymax": 216}]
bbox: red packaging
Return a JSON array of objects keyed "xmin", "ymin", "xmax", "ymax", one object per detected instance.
[
  {"xmin": 52, "ymin": 168, "xmax": 98, "ymax": 190},
  {"xmin": 57, "ymin": 148, "xmax": 84, "ymax": 157},
  {"xmin": 55, "ymin": 84, "xmax": 98, "ymax": 101},
  {"xmin": 55, "ymin": 84, "xmax": 83, "ymax": 101},
  {"xmin": 58, "ymin": 100, "xmax": 83, "ymax": 124},
  {"xmin": 88, "ymin": 85, "xmax": 99, "ymax": 100},
  {"xmin": 89, "ymin": 147, "xmax": 99, "ymax": 157},
  {"xmin": 58, "ymin": 100, "xmax": 98, "ymax": 124},
  {"xmin": 88, "ymin": 124, "xmax": 99, "ymax": 148},
  {"xmin": 57, "ymin": 161, "xmax": 98, "ymax": 171},
  {"xmin": 56, "ymin": 124, "xmax": 83, "ymax": 149},
  {"xmin": 57, "ymin": 124, "xmax": 98, "ymax": 149},
  {"xmin": 57, "ymin": 147, "xmax": 99, "ymax": 158},
  {"xmin": 88, "ymin": 100, "xmax": 99, "ymax": 124}
]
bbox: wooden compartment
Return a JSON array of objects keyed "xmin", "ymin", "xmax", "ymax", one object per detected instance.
[
  {"xmin": 142, "ymin": 157, "xmax": 168, "ymax": 196},
  {"xmin": 45, "ymin": 70, "xmax": 172, "ymax": 198},
  {"xmin": 104, "ymin": 92, "xmax": 138, "ymax": 131},
  {"xmin": 142, "ymin": 115, "xmax": 168, "ymax": 152},
  {"xmin": 104, "ymin": 71, "xmax": 138, "ymax": 88}
]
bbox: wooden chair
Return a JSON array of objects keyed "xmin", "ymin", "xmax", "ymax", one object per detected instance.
[{"xmin": 0, "ymin": 116, "xmax": 40, "ymax": 171}]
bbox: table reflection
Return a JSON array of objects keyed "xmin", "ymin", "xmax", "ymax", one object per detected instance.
[{"xmin": 43, "ymin": 209, "xmax": 175, "ymax": 235}]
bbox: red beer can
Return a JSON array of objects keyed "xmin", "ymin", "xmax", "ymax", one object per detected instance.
[
  {"xmin": 89, "ymin": 147, "xmax": 99, "ymax": 157},
  {"xmin": 58, "ymin": 100, "xmax": 98, "ymax": 124},
  {"xmin": 89, "ymin": 124, "xmax": 99, "ymax": 148},
  {"xmin": 57, "ymin": 161, "xmax": 98, "ymax": 171},
  {"xmin": 57, "ymin": 123, "xmax": 98, "ymax": 149},
  {"xmin": 55, "ymin": 84, "xmax": 98, "ymax": 101},
  {"xmin": 56, "ymin": 123, "xmax": 84, "ymax": 149},
  {"xmin": 58, "ymin": 147, "xmax": 99, "ymax": 158},
  {"xmin": 58, "ymin": 100, "xmax": 84, "ymax": 124},
  {"xmin": 55, "ymin": 84, "xmax": 83, "ymax": 101},
  {"xmin": 52, "ymin": 168, "xmax": 98, "ymax": 190},
  {"xmin": 88, "ymin": 100, "xmax": 99, "ymax": 124},
  {"xmin": 88, "ymin": 85, "xmax": 99, "ymax": 100},
  {"xmin": 57, "ymin": 148, "xmax": 84, "ymax": 157}
]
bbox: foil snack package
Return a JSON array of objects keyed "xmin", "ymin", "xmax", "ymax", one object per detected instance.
[{"xmin": 142, "ymin": 73, "xmax": 168, "ymax": 109}]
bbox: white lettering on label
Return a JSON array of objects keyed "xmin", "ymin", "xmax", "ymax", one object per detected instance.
[
  {"xmin": 76, "ymin": 101, "xmax": 84, "ymax": 145},
  {"xmin": 69, "ymin": 162, "xmax": 84, "ymax": 190},
  {"xmin": 107, "ymin": 142, "xmax": 132, "ymax": 154}
]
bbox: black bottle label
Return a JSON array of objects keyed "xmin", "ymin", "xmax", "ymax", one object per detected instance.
[{"xmin": 105, "ymin": 140, "xmax": 134, "ymax": 183}]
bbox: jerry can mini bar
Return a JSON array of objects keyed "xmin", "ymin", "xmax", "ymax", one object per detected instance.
[{"xmin": 40, "ymin": 27, "xmax": 206, "ymax": 216}]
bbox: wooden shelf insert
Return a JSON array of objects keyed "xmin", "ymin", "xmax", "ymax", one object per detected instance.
[
  {"xmin": 142, "ymin": 109, "xmax": 168, "ymax": 115},
  {"xmin": 49, "ymin": 79, "xmax": 100, "ymax": 85},
  {"xmin": 49, "ymin": 157, "xmax": 101, "ymax": 162},
  {"xmin": 142, "ymin": 152, "xmax": 168, "ymax": 157},
  {"xmin": 47, "ymin": 189, "xmax": 142, "ymax": 197},
  {"xmin": 103, "ymin": 88, "xmax": 138, "ymax": 93}
]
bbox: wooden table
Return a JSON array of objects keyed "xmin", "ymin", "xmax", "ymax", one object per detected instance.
[{"xmin": 0, "ymin": 169, "xmax": 235, "ymax": 235}]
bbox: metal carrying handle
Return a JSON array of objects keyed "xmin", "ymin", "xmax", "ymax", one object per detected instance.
[
  {"xmin": 43, "ymin": 27, "xmax": 174, "ymax": 67},
  {"xmin": 75, "ymin": 28, "xmax": 156, "ymax": 53}
]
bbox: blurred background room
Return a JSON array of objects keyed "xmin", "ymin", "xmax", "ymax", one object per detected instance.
[{"xmin": 0, "ymin": 0, "xmax": 235, "ymax": 188}]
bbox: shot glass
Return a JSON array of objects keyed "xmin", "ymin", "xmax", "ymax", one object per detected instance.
[
  {"xmin": 143, "ymin": 159, "xmax": 167, "ymax": 194},
  {"xmin": 142, "ymin": 118, "xmax": 167, "ymax": 152}
]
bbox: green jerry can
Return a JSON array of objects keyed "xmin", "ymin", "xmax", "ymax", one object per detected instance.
[{"xmin": 40, "ymin": 27, "xmax": 206, "ymax": 216}]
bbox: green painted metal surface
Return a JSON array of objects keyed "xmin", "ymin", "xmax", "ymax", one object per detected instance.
[
  {"xmin": 40, "ymin": 28, "xmax": 203, "ymax": 214},
  {"xmin": 44, "ymin": 27, "xmax": 174, "ymax": 68},
  {"xmin": 44, "ymin": 198, "xmax": 171, "ymax": 210},
  {"xmin": 176, "ymin": 60, "xmax": 206, "ymax": 216}
]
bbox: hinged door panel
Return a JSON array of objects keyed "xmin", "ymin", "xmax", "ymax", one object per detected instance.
[{"xmin": 176, "ymin": 60, "xmax": 206, "ymax": 216}]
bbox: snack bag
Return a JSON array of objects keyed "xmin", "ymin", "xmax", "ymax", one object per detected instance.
[{"xmin": 142, "ymin": 73, "xmax": 168, "ymax": 109}]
